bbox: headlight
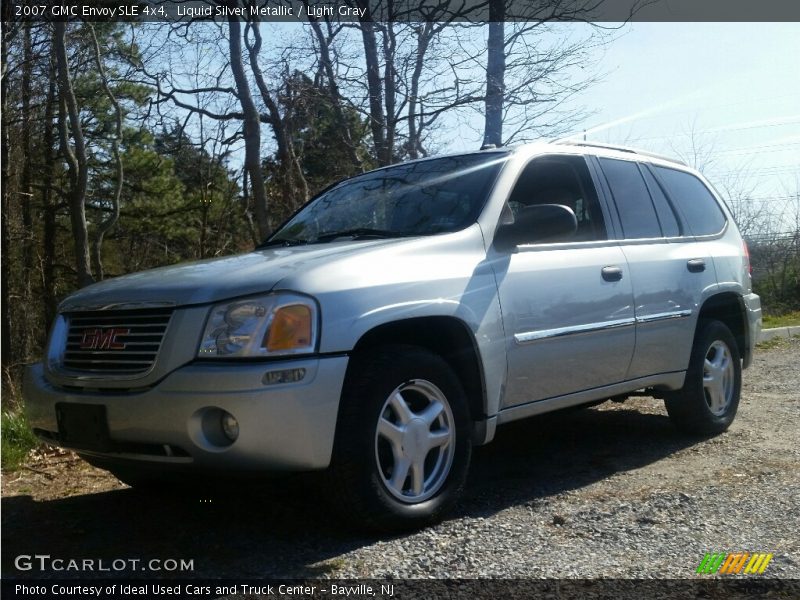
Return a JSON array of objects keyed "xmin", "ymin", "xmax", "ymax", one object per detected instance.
[
  {"xmin": 197, "ymin": 293, "xmax": 318, "ymax": 358},
  {"xmin": 46, "ymin": 315, "xmax": 68, "ymax": 369}
]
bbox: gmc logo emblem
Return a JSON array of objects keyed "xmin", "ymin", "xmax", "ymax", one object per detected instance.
[{"xmin": 79, "ymin": 328, "xmax": 130, "ymax": 350}]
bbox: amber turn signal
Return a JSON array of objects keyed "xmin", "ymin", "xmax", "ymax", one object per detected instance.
[{"xmin": 265, "ymin": 305, "xmax": 312, "ymax": 352}]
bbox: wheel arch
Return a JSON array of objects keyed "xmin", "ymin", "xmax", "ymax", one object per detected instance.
[
  {"xmin": 697, "ymin": 292, "xmax": 748, "ymax": 364},
  {"xmin": 346, "ymin": 316, "xmax": 488, "ymax": 429}
]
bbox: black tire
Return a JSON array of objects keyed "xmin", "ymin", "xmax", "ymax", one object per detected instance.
[
  {"xmin": 665, "ymin": 319, "xmax": 742, "ymax": 435},
  {"xmin": 327, "ymin": 344, "xmax": 472, "ymax": 532}
]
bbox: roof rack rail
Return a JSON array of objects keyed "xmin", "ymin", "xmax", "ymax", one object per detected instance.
[{"xmin": 553, "ymin": 139, "xmax": 687, "ymax": 166}]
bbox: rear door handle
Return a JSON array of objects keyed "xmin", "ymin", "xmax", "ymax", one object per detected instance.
[
  {"xmin": 601, "ymin": 266, "xmax": 623, "ymax": 282},
  {"xmin": 687, "ymin": 258, "xmax": 706, "ymax": 273}
]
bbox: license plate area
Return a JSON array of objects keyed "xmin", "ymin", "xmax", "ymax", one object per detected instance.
[{"xmin": 55, "ymin": 403, "xmax": 111, "ymax": 452}]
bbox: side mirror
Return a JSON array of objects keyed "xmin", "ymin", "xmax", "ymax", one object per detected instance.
[{"xmin": 494, "ymin": 204, "xmax": 578, "ymax": 250}]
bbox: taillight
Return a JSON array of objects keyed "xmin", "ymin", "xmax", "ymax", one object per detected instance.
[{"xmin": 743, "ymin": 240, "xmax": 752, "ymax": 275}]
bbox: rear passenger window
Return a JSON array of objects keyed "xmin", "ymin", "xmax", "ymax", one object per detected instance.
[
  {"xmin": 599, "ymin": 158, "xmax": 661, "ymax": 239},
  {"xmin": 652, "ymin": 166, "xmax": 726, "ymax": 236},
  {"xmin": 641, "ymin": 167, "xmax": 681, "ymax": 237}
]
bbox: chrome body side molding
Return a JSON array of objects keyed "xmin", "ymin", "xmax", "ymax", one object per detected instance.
[
  {"xmin": 513, "ymin": 310, "xmax": 693, "ymax": 346},
  {"xmin": 514, "ymin": 318, "xmax": 635, "ymax": 345},
  {"xmin": 635, "ymin": 309, "xmax": 693, "ymax": 324}
]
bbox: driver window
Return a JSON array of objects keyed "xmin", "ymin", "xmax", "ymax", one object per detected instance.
[{"xmin": 507, "ymin": 155, "xmax": 607, "ymax": 242}]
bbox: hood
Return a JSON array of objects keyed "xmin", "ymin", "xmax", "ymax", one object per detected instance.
[{"xmin": 58, "ymin": 241, "xmax": 393, "ymax": 312}]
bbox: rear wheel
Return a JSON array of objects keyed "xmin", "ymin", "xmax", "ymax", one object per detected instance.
[
  {"xmin": 665, "ymin": 319, "xmax": 742, "ymax": 435},
  {"xmin": 328, "ymin": 345, "xmax": 472, "ymax": 531}
]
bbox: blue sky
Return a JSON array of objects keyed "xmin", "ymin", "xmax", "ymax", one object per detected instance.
[
  {"xmin": 167, "ymin": 20, "xmax": 799, "ymax": 213},
  {"xmin": 584, "ymin": 22, "xmax": 800, "ymax": 226},
  {"xmin": 447, "ymin": 22, "xmax": 800, "ymax": 207},
  {"xmin": 575, "ymin": 23, "xmax": 798, "ymax": 188}
]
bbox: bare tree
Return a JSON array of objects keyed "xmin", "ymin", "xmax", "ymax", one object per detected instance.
[
  {"xmin": 55, "ymin": 21, "xmax": 93, "ymax": 288},
  {"xmin": 20, "ymin": 22, "xmax": 35, "ymax": 314},
  {"xmin": 669, "ymin": 117, "xmax": 717, "ymax": 172},
  {"xmin": 88, "ymin": 24, "xmax": 123, "ymax": 281},
  {"xmin": 226, "ymin": 14, "xmax": 271, "ymax": 238},
  {"xmin": 41, "ymin": 41, "xmax": 59, "ymax": 331},
  {"xmin": 357, "ymin": 15, "xmax": 390, "ymax": 164},
  {"xmin": 244, "ymin": 17, "xmax": 310, "ymax": 212},
  {"xmin": 346, "ymin": 7, "xmax": 476, "ymax": 163},
  {"xmin": 1, "ymin": 13, "xmax": 16, "ymax": 366},
  {"xmin": 304, "ymin": 8, "xmax": 363, "ymax": 169}
]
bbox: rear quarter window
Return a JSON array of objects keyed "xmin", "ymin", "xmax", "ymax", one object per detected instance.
[
  {"xmin": 651, "ymin": 166, "xmax": 727, "ymax": 236},
  {"xmin": 641, "ymin": 167, "xmax": 681, "ymax": 237}
]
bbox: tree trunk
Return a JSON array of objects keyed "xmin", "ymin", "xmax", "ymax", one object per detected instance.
[
  {"xmin": 55, "ymin": 20, "xmax": 93, "ymax": 288},
  {"xmin": 307, "ymin": 17, "xmax": 362, "ymax": 171},
  {"xmin": 41, "ymin": 41, "xmax": 58, "ymax": 334},
  {"xmin": 382, "ymin": 23, "xmax": 397, "ymax": 163},
  {"xmin": 227, "ymin": 16, "xmax": 270, "ymax": 238},
  {"xmin": 244, "ymin": 20, "xmax": 309, "ymax": 211},
  {"xmin": 21, "ymin": 22, "xmax": 34, "ymax": 334},
  {"xmin": 1, "ymin": 16, "xmax": 13, "ymax": 364},
  {"xmin": 407, "ymin": 23, "xmax": 433, "ymax": 159},
  {"xmin": 88, "ymin": 24, "xmax": 122, "ymax": 281},
  {"xmin": 359, "ymin": 18, "xmax": 388, "ymax": 165},
  {"xmin": 482, "ymin": 1, "xmax": 505, "ymax": 148}
]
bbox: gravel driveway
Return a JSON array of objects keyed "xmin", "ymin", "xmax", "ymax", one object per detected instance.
[{"xmin": 3, "ymin": 339, "xmax": 798, "ymax": 580}]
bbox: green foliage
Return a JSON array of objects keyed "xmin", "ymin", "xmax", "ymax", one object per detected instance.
[
  {"xmin": 753, "ymin": 262, "xmax": 800, "ymax": 316},
  {"xmin": 286, "ymin": 72, "xmax": 373, "ymax": 190},
  {"xmin": 750, "ymin": 237, "xmax": 800, "ymax": 316},
  {"xmin": 105, "ymin": 127, "xmax": 249, "ymax": 274},
  {"xmin": 264, "ymin": 71, "xmax": 374, "ymax": 223},
  {"xmin": 1, "ymin": 410, "xmax": 39, "ymax": 471}
]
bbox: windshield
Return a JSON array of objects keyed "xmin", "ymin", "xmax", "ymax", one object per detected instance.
[{"xmin": 264, "ymin": 153, "xmax": 508, "ymax": 246}]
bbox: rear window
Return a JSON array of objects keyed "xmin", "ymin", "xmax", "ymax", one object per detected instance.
[{"xmin": 651, "ymin": 166, "xmax": 726, "ymax": 236}]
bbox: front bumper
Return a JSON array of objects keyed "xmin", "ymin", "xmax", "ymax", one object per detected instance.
[{"xmin": 23, "ymin": 356, "xmax": 348, "ymax": 472}]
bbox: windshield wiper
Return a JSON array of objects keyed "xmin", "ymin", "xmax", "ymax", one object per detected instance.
[
  {"xmin": 315, "ymin": 228, "xmax": 410, "ymax": 242},
  {"xmin": 257, "ymin": 237, "xmax": 309, "ymax": 249}
]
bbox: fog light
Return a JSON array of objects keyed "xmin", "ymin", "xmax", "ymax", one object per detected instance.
[
  {"xmin": 221, "ymin": 412, "xmax": 239, "ymax": 441},
  {"xmin": 262, "ymin": 367, "xmax": 306, "ymax": 385}
]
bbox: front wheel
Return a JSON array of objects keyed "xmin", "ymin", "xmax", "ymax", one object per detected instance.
[
  {"xmin": 665, "ymin": 319, "xmax": 742, "ymax": 435},
  {"xmin": 328, "ymin": 345, "xmax": 472, "ymax": 532}
]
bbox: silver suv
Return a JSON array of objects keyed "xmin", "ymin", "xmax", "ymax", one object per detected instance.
[{"xmin": 25, "ymin": 141, "xmax": 761, "ymax": 530}]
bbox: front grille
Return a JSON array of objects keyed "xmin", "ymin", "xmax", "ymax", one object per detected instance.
[{"xmin": 62, "ymin": 307, "xmax": 174, "ymax": 375}]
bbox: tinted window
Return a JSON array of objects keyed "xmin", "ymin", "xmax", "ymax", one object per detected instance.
[
  {"xmin": 599, "ymin": 158, "xmax": 661, "ymax": 239},
  {"xmin": 507, "ymin": 155, "xmax": 606, "ymax": 242},
  {"xmin": 652, "ymin": 166, "xmax": 726, "ymax": 236},
  {"xmin": 641, "ymin": 167, "xmax": 680, "ymax": 237}
]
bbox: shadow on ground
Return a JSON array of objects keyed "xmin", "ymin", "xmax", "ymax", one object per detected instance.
[{"xmin": 2, "ymin": 404, "xmax": 701, "ymax": 578}]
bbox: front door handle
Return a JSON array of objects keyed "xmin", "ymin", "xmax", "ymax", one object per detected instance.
[
  {"xmin": 687, "ymin": 258, "xmax": 706, "ymax": 273},
  {"xmin": 601, "ymin": 266, "xmax": 623, "ymax": 282}
]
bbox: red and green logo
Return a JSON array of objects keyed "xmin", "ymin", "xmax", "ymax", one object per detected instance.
[{"xmin": 697, "ymin": 552, "xmax": 773, "ymax": 575}]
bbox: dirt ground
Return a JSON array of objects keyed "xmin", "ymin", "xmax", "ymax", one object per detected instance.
[{"xmin": 2, "ymin": 338, "xmax": 798, "ymax": 579}]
